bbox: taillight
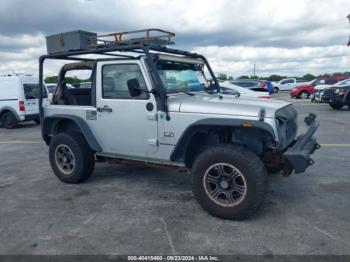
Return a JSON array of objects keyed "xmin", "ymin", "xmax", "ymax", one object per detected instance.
[
  {"xmin": 259, "ymin": 96, "xmax": 271, "ymax": 99},
  {"xmin": 19, "ymin": 101, "xmax": 25, "ymax": 111}
]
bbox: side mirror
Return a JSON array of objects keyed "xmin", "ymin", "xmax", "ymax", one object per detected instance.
[{"xmin": 127, "ymin": 78, "xmax": 142, "ymax": 97}]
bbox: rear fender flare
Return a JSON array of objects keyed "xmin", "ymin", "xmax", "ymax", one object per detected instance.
[{"xmin": 42, "ymin": 114, "xmax": 102, "ymax": 152}]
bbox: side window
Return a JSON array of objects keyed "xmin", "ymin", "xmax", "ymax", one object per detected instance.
[
  {"xmin": 326, "ymin": 78, "xmax": 337, "ymax": 85},
  {"xmin": 246, "ymin": 82, "xmax": 256, "ymax": 87},
  {"xmin": 282, "ymin": 79, "xmax": 293, "ymax": 84},
  {"xmin": 102, "ymin": 64, "xmax": 149, "ymax": 99}
]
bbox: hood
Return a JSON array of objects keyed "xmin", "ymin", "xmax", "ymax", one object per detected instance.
[
  {"xmin": 220, "ymin": 81, "xmax": 269, "ymax": 97},
  {"xmin": 167, "ymin": 92, "xmax": 290, "ymax": 118},
  {"xmin": 296, "ymin": 84, "xmax": 313, "ymax": 89},
  {"xmin": 315, "ymin": 84, "xmax": 331, "ymax": 90}
]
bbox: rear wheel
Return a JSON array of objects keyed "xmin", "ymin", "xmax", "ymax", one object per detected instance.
[
  {"xmin": 329, "ymin": 102, "xmax": 344, "ymax": 110},
  {"xmin": 1, "ymin": 111, "xmax": 18, "ymax": 129},
  {"xmin": 299, "ymin": 91, "xmax": 309, "ymax": 99},
  {"xmin": 49, "ymin": 132, "xmax": 95, "ymax": 183},
  {"xmin": 191, "ymin": 145, "xmax": 268, "ymax": 220}
]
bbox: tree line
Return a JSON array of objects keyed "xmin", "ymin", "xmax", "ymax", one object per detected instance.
[{"xmin": 44, "ymin": 75, "xmax": 90, "ymax": 84}]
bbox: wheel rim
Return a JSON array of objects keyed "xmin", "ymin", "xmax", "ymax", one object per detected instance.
[
  {"xmin": 300, "ymin": 92, "xmax": 308, "ymax": 99},
  {"xmin": 55, "ymin": 144, "xmax": 76, "ymax": 175},
  {"xmin": 203, "ymin": 163, "xmax": 247, "ymax": 207}
]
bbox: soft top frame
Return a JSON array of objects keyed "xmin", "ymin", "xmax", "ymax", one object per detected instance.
[{"xmin": 38, "ymin": 30, "xmax": 220, "ymax": 123}]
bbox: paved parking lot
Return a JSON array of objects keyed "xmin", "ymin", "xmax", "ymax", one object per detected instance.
[{"xmin": 0, "ymin": 93, "xmax": 349, "ymax": 255}]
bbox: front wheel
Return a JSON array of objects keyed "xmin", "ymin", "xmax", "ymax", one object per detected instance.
[
  {"xmin": 191, "ymin": 145, "xmax": 268, "ymax": 220},
  {"xmin": 273, "ymin": 87, "xmax": 279, "ymax": 93},
  {"xmin": 329, "ymin": 102, "xmax": 344, "ymax": 110},
  {"xmin": 49, "ymin": 132, "xmax": 95, "ymax": 183},
  {"xmin": 298, "ymin": 91, "xmax": 309, "ymax": 99}
]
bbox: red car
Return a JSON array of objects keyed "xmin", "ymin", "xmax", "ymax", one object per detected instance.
[{"xmin": 290, "ymin": 76, "xmax": 348, "ymax": 99}]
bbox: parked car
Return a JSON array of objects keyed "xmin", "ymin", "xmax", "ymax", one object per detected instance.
[
  {"xmin": 322, "ymin": 82, "xmax": 350, "ymax": 109},
  {"xmin": 290, "ymin": 77, "xmax": 348, "ymax": 99},
  {"xmin": 45, "ymin": 83, "xmax": 56, "ymax": 102},
  {"xmin": 273, "ymin": 78, "xmax": 309, "ymax": 92},
  {"xmin": 0, "ymin": 75, "xmax": 48, "ymax": 128},
  {"xmin": 220, "ymin": 81, "xmax": 271, "ymax": 98},
  {"xmin": 230, "ymin": 79, "xmax": 269, "ymax": 93},
  {"xmin": 311, "ymin": 79, "xmax": 350, "ymax": 103}
]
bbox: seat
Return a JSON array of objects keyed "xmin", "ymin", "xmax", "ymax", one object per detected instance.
[{"xmin": 66, "ymin": 88, "xmax": 91, "ymax": 105}]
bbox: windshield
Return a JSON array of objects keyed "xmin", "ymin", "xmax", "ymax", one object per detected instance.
[
  {"xmin": 156, "ymin": 60, "xmax": 211, "ymax": 93},
  {"xmin": 334, "ymin": 79, "xmax": 350, "ymax": 86}
]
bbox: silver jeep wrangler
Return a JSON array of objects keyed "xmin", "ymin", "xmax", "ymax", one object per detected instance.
[{"xmin": 39, "ymin": 29, "xmax": 320, "ymax": 220}]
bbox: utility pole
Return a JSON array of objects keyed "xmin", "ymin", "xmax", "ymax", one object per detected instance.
[
  {"xmin": 253, "ymin": 63, "xmax": 256, "ymax": 79},
  {"xmin": 347, "ymin": 14, "xmax": 350, "ymax": 46}
]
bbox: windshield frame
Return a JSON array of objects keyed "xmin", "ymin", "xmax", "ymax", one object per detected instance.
[{"xmin": 155, "ymin": 56, "xmax": 215, "ymax": 94}]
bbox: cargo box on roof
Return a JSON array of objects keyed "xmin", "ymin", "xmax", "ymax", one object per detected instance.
[{"xmin": 45, "ymin": 30, "xmax": 97, "ymax": 54}]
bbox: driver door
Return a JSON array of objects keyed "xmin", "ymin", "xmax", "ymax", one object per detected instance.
[{"xmin": 93, "ymin": 60, "xmax": 159, "ymax": 158}]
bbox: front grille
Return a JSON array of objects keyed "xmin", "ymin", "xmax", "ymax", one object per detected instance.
[
  {"xmin": 322, "ymin": 88, "xmax": 335, "ymax": 102},
  {"xmin": 275, "ymin": 105, "xmax": 298, "ymax": 150}
]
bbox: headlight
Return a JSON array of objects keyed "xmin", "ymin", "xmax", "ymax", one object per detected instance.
[{"xmin": 335, "ymin": 88, "xmax": 340, "ymax": 93}]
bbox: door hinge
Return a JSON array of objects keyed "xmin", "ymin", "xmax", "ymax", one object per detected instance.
[{"xmin": 148, "ymin": 138, "xmax": 158, "ymax": 147}]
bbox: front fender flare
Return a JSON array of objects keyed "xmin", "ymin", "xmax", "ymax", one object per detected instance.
[{"xmin": 170, "ymin": 118, "xmax": 276, "ymax": 162}]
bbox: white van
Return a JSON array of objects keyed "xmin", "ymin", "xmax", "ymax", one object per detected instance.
[{"xmin": 0, "ymin": 75, "xmax": 47, "ymax": 128}]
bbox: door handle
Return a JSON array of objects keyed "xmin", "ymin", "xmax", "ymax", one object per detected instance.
[{"xmin": 97, "ymin": 105, "xmax": 113, "ymax": 112}]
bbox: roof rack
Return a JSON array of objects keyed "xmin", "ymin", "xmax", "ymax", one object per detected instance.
[{"xmin": 93, "ymin": 28, "xmax": 175, "ymax": 48}]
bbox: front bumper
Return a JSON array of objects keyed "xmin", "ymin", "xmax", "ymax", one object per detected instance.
[
  {"xmin": 328, "ymin": 92, "xmax": 350, "ymax": 105},
  {"xmin": 283, "ymin": 113, "xmax": 320, "ymax": 175},
  {"xmin": 290, "ymin": 90, "xmax": 298, "ymax": 98}
]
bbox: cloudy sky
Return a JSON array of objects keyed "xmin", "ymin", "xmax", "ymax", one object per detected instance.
[{"xmin": 0, "ymin": 0, "xmax": 350, "ymax": 78}]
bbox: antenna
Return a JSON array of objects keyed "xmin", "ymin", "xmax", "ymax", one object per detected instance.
[{"xmin": 347, "ymin": 14, "xmax": 350, "ymax": 47}]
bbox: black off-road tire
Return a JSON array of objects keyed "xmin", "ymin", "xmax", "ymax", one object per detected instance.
[
  {"xmin": 49, "ymin": 132, "xmax": 95, "ymax": 184},
  {"xmin": 329, "ymin": 102, "xmax": 344, "ymax": 110},
  {"xmin": 1, "ymin": 111, "xmax": 18, "ymax": 129},
  {"xmin": 191, "ymin": 145, "xmax": 268, "ymax": 220}
]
